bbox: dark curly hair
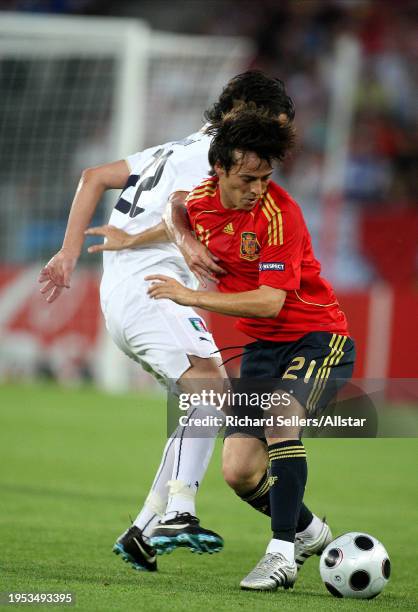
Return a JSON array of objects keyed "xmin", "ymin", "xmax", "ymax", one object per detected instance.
[
  {"xmin": 208, "ymin": 106, "xmax": 295, "ymax": 173},
  {"xmin": 204, "ymin": 70, "xmax": 295, "ymax": 125}
]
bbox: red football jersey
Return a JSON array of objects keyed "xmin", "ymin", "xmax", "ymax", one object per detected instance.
[{"xmin": 186, "ymin": 177, "xmax": 349, "ymax": 341}]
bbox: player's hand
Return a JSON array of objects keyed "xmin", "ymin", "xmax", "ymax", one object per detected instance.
[
  {"xmin": 38, "ymin": 249, "xmax": 77, "ymax": 303},
  {"xmin": 85, "ymin": 225, "xmax": 133, "ymax": 252},
  {"xmin": 146, "ymin": 275, "xmax": 195, "ymax": 306},
  {"xmin": 179, "ymin": 234, "xmax": 226, "ymax": 287}
]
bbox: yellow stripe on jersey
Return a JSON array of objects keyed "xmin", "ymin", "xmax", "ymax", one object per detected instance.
[
  {"xmin": 260, "ymin": 198, "xmax": 273, "ymax": 245},
  {"xmin": 264, "ymin": 198, "xmax": 278, "ymax": 244},
  {"xmin": 261, "ymin": 197, "xmax": 272, "ymax": 220},
  {"xmin": 190, "ymin": 178, "xmax": 214, "ymax": 190},
  {"xmin": 187, "ymin": 184, "xmax": 216, "ymax": 195},
  {"xmin": 261, "ymin": 201, "xmax": 278, "ymax": 246},
  {"xmin": 195, "ymin": 223, "xmax": 211, "ymax": 247},
  {"xmin": 190, "ymin": 183, "xmax": 216, "ymax": 193},
  {"xmin": 261, "ymin": 194, "xmax": 283, "ymax": 246},
  {"xmin": 186, "ymin": 188, "xmax": 217, "ymax": 203},
  {"xmin": 187, "ymin": 179, "xmax": 216, "ymax": 196},
  {"xmin": 266, "ymin": 193, "xmax": 283, "ymax": 245}
]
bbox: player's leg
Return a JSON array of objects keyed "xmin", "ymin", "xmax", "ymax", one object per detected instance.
[
  {"xmin": 290, "ymin": 332, "xmax": 355, "ymax": 569},
  {"xmin": 232, "ymin": 339, "xmax": 311, "ymax": 590},
  {"xmin": 222, "ymin": 434, "xmax": 269, "ymax": 512},
  {"xmin": 222, "ymin": 433, "xmax": 317, "ymax": 529},
  {"xmin": 242, "ymin": 400, "xmax": 306, "ymax": 590},
  {"xmin": 222, "ymin": 433, "xmax": 324, "ymax": 553},
  {"xmin": 150, "ymin": 354, "xmax": 227, "ymax": 555},
  {"xmin": 132, "ymin": 436, "xmax": 174, "ymax": 534},
  {"xmin": 125, "ymin": 359, "xmax": 225, "ymax": 543},
  {"xmin": 103, "ymin": 284, "xmax": 177, "ymax": 570},
  {"xmin": 111, "ymin": 431, "xmax": 173, "ymax": 569},
  {"xmin": 238, "ymin": 391, "xmax": 312, "ymax": 590},
  {"xmin": 222, "ymin": 422, "xmax": 325, "ymax": 590},
  {"xmin": 162, "ymin": 355, "xmax": 226, "ymax": 520},
  {"xmin": 104, "ymin": 277, "xmax": 226, "ymax": 562},
  {"xmin": 240, "ymin": 333, "xmax": 355, "ymax": 590}
]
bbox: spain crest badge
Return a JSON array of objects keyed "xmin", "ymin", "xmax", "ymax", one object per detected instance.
[{"xmin": 240, "ymin": 231, "xmax": 260, "ymax": 261}]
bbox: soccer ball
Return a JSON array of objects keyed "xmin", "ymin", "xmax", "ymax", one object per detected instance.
[{"xmin": 319, "ymin": 532, "xmax": 390, "ymax": 599}]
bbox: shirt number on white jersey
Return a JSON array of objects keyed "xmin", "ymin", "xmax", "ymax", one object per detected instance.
[{"xmin": 115, "ymin": 148, "xmax": 173, "ymax": 217}]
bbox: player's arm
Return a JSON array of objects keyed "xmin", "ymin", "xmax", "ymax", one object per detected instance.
[
  {"xmin": 83, "ymin": 194, "xmax": 182, "ymax": 254},
  {"xmin": 146, "ymin": 200, "xmax": 303, "ymax": 317},
  {"xmin": 164, "ymin": 192, "xmax": 226, "ymax": 285},
  {"xmin": 145, "ymin": 275, "xmax": 286, "ymax": 318},
  {"xmin": 38, "ymin": 160, "xmax": 129, "ymax": 303},
  {"xmin": 88, "ymin": 190, "xmax": 227, "ymax": 285},
  {"xmin": 85, "ymin": 220, "xmax": 169, "ymax": 253},
  {"xmin": 85, "ymin": 192, "xmax": 190, "ymax": 252}
]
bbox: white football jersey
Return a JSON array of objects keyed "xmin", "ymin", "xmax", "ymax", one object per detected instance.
[{"xmin": 100, "ymin": 129, "xmax": 211, "ymax": 302}]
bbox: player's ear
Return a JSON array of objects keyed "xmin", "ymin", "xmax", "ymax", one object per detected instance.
[
  {"xmin": 213, "ymin": 161, "xmax": 225, "ymax": 178},
  {"xmin": 278, "ymin": 112, "xmax": 289, "ymax": 126}
]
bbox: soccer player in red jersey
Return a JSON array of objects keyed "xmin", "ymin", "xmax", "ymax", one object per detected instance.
[{"xmin": 145, "ymin": 108, "xmax": 356, "ymax": 590}]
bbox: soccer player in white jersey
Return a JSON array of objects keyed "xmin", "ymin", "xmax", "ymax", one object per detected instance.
[{"xmin": 39, "ymin": 71, "xmax": 295, "ymax": 572}]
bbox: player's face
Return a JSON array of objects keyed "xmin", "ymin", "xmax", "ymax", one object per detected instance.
[{"xmin": 215, "ymin": 151, "xmax": 273, "ymax": 211}]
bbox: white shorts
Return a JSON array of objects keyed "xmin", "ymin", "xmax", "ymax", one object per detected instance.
[{"xmin": 101, "ymin": 272, "xmax": 219, "ymax": 383}]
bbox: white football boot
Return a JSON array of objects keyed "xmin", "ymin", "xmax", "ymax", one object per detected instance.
[
  {"xmin": 295, "ymin": 519, "xmax": 333, "ymax": 570},
  {"xmin": 240, "ymin": 552, "xmax": 297, "ymax": 591}
]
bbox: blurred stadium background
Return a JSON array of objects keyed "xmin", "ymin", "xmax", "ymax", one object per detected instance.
[
  {"xmin": 0, "ymin": 0, "xmax": 416, "ymax": 394},
  {"xmin": 0, "ymin": 3, "xmax": 417, "ymax": 609}
]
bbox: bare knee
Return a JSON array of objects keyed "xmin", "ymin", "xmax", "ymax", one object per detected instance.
[
  {"xmin": 222, "ymin": 460, "xmax": 262, "ymax": 494},
  {"xmin": 178, "ymin": 355, "xmax": 227, "ymax": 396},
  {"xmin": 222, "ymin": 436, "xmax": 267, "ymax": 495},
  {"xmin": 184, "ymin": 355, "xmax": 226, "ymax": 379}
]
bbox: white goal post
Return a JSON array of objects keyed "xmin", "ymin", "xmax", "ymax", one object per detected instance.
[
  {"xmin": 320, "ymin": 34, "xmax": 361, "ymax": 282},
  {"xmin": 0, "ymin": 13, "xmax": 253, "ymax": 391}
]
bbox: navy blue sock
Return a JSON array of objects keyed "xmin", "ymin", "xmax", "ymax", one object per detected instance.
[
  {"xmin": 298, "ymin": 501, "xmax": 314, "ymax": 532},
  {"xmin": 240, "ymin": 471, "xmax": 313, "ymax": 531},
  {"xmin": 240, "ymin": 472, "xmax": 270, "ymax": 515},
  {"xmin": 268, "ymin": 440, "xmax": 308, "ymax": 542}
]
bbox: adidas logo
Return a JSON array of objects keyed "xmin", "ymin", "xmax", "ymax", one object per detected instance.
[{"xmin": 223, "ymin": 223, "xmax": 234, "ymax": 235}]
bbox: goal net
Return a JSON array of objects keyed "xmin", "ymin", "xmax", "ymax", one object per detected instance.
[{"xmin": 0, "ymin": 13, "xmax": 252, "ymax": 389}]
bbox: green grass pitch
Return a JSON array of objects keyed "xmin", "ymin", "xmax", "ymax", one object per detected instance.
[{"xmin": 0, "ymin": 383, "xmax": 417, "ymax": 611}]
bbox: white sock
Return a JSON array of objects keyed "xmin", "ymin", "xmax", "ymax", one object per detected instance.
[
  {"xmin": 163, "ymin": 435, "xmax": 216, "ymax": 518},
  {"xmin": 296, "ymin": 514, "xmax": 323, "ymax": 540},
  {"xmin": 164, "ymin": 479, "xmax": 197, "ymax": 519},
  {"xmin": 162, "ymin": 404, "xmax": 222, "ymax": 521},
  {"xmin": 133, "ymin": 434, "xmax": 175, "ymax": 538},
  {"xmin": 133, "ymin": 492, "xmax": 165, "ymax": 539},
  {"xmin": 266, "ymin": 538, "xmax": 295, "ymax": 561}
]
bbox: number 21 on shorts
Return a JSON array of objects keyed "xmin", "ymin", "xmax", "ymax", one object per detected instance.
[{"xmin": 282, "ymin": 357, "xmax": 316, "ymax": 383}]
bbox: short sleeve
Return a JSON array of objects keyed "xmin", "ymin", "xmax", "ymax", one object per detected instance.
[
  {"xmin": 171, "ymin": 156, "xmax": 211, "ymax": 195},
  {"xmin": 258, "ymin": 204, "xmax": 305, "ymax": 291},
  {"xmin": 125, "ymin": 151, "xmax": 144, "ymax": 172},
  {"xmin": 125, "ymin": 143, "xmax": 162, "ymax": 173}
]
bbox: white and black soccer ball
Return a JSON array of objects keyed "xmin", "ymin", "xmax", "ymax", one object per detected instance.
[{"xmin": 319, "ymin": 532, "xmax": 391, "ymax": 599}]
